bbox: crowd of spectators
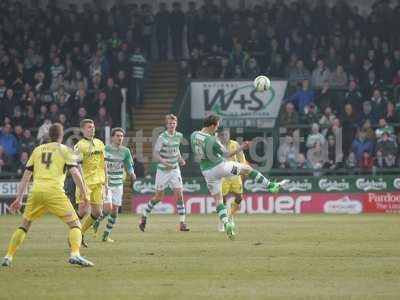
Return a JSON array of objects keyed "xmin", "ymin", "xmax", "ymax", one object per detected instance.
[
  {"xmin": 0, "ymin": 0, "xmax": 153, "ymax": 176},
  {"xmin": 176, "ymin": 0, "xmax": 400, "ymax": 173},
  {"xmin": 2, "ymin": 0, "xmax": 400, "ymax": 176}
]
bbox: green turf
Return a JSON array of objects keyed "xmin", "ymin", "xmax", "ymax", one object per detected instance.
[{"xmin": 0, "ymin": 214, "xmax": 399, "ymax": 300}]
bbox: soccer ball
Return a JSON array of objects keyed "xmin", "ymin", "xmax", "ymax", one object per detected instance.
[{"xmin": 253, "ymin": 75, "xmax": 271, "ymax": 92}]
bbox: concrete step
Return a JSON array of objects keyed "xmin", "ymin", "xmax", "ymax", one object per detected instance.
[
  {"xmin": 134, "ymin": 105, "xmax": 172, "ymax": 111},
  {"xmin": 144, "ymin": 84, "xmax": 178, "ymax": 89},
  {"xmin": 142, "ymin": 96, "xmax": 175, "ymax": 101},
  {"xmin": 142, "ymin": 99, "xmax": 174, "ymax": 104},
  {"xmin": 131, "ymin": 61, "xmax": 179, "ymax": 177}
]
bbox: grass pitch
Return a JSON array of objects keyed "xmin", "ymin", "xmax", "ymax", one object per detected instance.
[{"xmin": 0, "ymin": 214, "xmax": 399, "ymax": 300}]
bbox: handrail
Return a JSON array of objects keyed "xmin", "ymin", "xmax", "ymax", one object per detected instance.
[{"xmin": 177, "ymin": 82, "xmax": 191, "ymax": 119}]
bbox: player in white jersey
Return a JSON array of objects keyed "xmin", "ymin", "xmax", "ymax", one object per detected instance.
[
  {"xmin": 139, "ymin": 114, "xmax": 189, "ymax": 232},
  {"xmin": 191, "ymin": 115, "xmax": 287, "ymax": 240},
  {"xmin": 92, "ymin": 128, "xmax": 136, "ymax": 242}
]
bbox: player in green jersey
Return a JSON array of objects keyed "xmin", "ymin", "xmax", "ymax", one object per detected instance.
[
  {"xmin": 139, "ymin": 114, "xmax": 189, "ymax": 232},
  {"xmin": 92, "ymin": 128, "xmax": 136, "ymax": 242},
  {"xmin": 191, "ymin": 115, "xmax": 287, "ymax": 240}
]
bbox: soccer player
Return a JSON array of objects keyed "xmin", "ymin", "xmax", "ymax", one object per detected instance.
[
  {"xmin": 139, "ymin": 114, "xmax": 189, "ymax": 232},
  {"xmin": 1, "ymin": 123, "xmax": 94, "ymax": 267},
  {"xmin": 92, "ymin": 128, "xmax": 136, "ymax": 242},
  {"xmin": 191, "ymin": 115, "xmax": 286, "ymax": 240},
  {"xmin": 217, "ymin": 128, "xmax": 245, "ymax": 232},
  {"xmin": 74, "ymin": 119, "xmax": 107, "ymax": 246}
]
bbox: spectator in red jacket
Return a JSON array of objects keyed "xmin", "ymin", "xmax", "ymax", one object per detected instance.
[{"xmin": 359, "ymin": 150, "xmax": 374, "ymax": 172}]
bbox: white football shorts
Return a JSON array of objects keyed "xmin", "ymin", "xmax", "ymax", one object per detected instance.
[
  {"xmin": 104, "ymin": 185, "xmax": 124, "ymax": 206},
  {"xmin": 202, "ymin": 161, "xmax": 243, "ymax": 195},
  {"xmin": 155, "ymin": 168, "xmax": 183, "ymax": 191}
]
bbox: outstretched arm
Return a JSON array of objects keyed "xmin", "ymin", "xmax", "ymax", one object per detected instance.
[
  {"xmin": 222, "ymin": 142, "xmax": 250, "ymax": 158},
  {"xmin": 10, "ymin": 170, "xmax": 32, "ymax": 212}
]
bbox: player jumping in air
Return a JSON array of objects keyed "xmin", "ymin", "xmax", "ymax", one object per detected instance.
[
  {"xmin": 217, "ymin": 127, "xmax": 246, "ymax": 232},
  {"xmin": 1, "ymin": 123, "xmax": 94, "ymax": 267},
  {"xmin": 191, "ymin": 115, "xmax": 286, "ymax": 240},
  {"xmin": 139, "ymin": 114, "xmax": 189, "ymax": 232},
  {"xmin": 92, "ymin": 128, "xmax": 136, "ymax": 242},
  {"xmin": 74, "ymin": 119, "xmax": 107, "ymax": 247}
]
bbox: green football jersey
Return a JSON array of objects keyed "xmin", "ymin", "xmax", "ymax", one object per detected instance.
[
  {"xmin": 190, "ymin": 131, "xmax": 224, "ymax": 171},
  {"xmin": 105, "ymin": 144, "xmax": 134, "ymax": 186},
  {"xmin": 154, "ymin": 131, "xmax": 183, "ymax": 170}
]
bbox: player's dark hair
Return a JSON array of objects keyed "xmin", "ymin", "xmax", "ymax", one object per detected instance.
[
  {"xmin": 49, "ymin": 123, "xmax": 64, "ymax": 142},
  {"xmin": 111, "ymin": 127, "xmax": 125, "ymax": 136},
  {"xmin": 80, "ymin": 119, "xmax": 94, "ymax": 128},
  {"xmin": 203, "ymin": 115, "xmax": 220, "ymax": 127}
]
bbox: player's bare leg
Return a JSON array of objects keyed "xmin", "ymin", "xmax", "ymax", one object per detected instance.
[
  {"xmin": 174, "ymin": 188, "xmax": 189, "ymax": 231},
  {"xmin": 139, "ymin": 190, "xmax": 164, "ymax": 232}
]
